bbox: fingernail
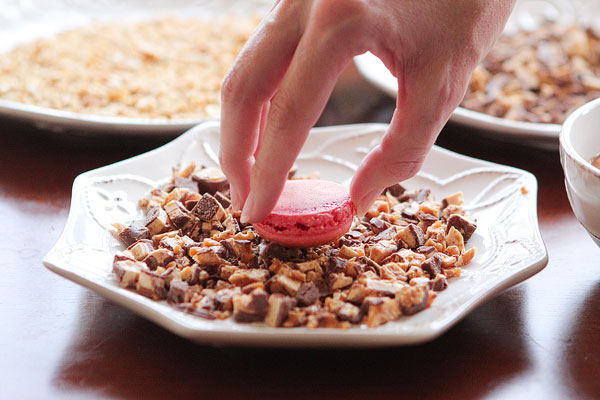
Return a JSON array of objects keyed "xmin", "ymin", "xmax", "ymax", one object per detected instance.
[
  {"xmin": 240, "ymin": 191, "xmax": 256, "ymax": 224},
  {"xmin": 356, "ymin": 188, "xmax": 380, "ymax": 217},
  {"xmin": 230, "ymin": 188, "xmax": 242, "ymax": 212}
]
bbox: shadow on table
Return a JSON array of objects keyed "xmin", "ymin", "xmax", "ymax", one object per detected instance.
[
  {"xmin": 52, "ymin": 287, "xmax": 531, "ymax": 400},
  {"xmin": 563, "ymin": 282, "xmax": 600, "ymax": 399}
]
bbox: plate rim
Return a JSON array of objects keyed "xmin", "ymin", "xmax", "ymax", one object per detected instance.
[{"xmin": 42, "ymin": 121, "xmax": 549, "ymax": 347}]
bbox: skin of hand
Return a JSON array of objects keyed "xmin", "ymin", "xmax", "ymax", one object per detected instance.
[{"xmin": 219, "ymin": 0, "xmax": 515, "ymax": 223}]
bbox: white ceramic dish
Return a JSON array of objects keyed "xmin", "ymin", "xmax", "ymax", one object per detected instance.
[
  {"xmin": 0, "ymin": 0, "xmax": 272, "ymax": 138},
  {"xmin": 354, "ymin": 0, "xmax": 600, "ymax": 150},
  {"xmin": 560, "ymin": 98, "xmax": 600, "ymax": 247},
  {"xmin": 43, "ymin": 122, "xmax": 547, "ymax": 347}
]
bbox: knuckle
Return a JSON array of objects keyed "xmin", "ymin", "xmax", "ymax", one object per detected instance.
[
  {"xmin": 266, "ymin": 96, "xmax": 304, "ymax": 131},
  {"xmin": 313, "ymin": 0, "xmax": 368, "ymax": 36},
  {"xmin": 371, "ymin": 146, "xmax": 425, "ymax": 183},
  {"xmin": 221, "ymin": 64, "xmax": 249, "ymax": 105},
  {"xmin": 315, "ymin": 0, "xmax": 367, "ymax": 22},
  {"xmin": 218, "ymin": 152, "xmax": 235, "ymax": 176}
]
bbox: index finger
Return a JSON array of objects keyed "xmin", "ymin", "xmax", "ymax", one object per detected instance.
[{"xmin": 219, "ymin": 1, "xmax": 306, "ymax": 209}]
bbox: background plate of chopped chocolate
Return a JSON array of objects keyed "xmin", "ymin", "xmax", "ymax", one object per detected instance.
[
  {"xmin": 43, "ymin": 122, "xmax": 548, "ymax": 347},
  {"xmin": 355, "ymin": 0, "xmax": 600, "ymax": 150},
  {"xmin": 0, "ymin": 0, "xmax": 269, "ymax": 137}
]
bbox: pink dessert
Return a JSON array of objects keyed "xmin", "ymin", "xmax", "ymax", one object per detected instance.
[{"xmin": 254, "ymin": 180, "xmax": 355, "ymax": 248}]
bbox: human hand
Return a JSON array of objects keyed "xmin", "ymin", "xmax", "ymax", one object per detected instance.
[{"xmin": 219, "ymin": 0, "xmax": 515, "ymax": 223}]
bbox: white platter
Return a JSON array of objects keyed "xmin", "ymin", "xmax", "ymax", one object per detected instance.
[
  {"xmin": 0, "ymin": 0, "xmax": 272, "ymax": 137},
  {"xmin": 354, "ymin": 0, "xmax": 600, "ymax": 150},
  {"xmin": 43, "ymin": 122, "xmax": 547, "ymax": 347}
]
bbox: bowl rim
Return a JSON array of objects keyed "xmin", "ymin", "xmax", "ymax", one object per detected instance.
[{"xmin": 560, "ymin": 98, "xmax": 600, "ymax": 179}]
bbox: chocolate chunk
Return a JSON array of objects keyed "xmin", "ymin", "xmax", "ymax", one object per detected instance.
[
  {"xmin": 118, "ymin": 223, "xmax": 151, "ymax": 247},
  {"xmin": 295, "ymin": 282, "xmax": 320, "ymax": 306},
  {"xmin": 143, "ymin": 248, "xmax": 175, "ymax": 271},
  {"xmin": 396, "ymin": 224, "xmax": 425, "ymax": 249},
  {"xmin": 430, "ymin": 274, "xmax": 448, "ymax": 291},
  {"xmin": 373, "ymin": 226, "xmax": 397, "ymax": 241},
  {"xmin": 416, "ymin": 211, "xmax": 438, "ymax": 226},
  {"xmin": 173, "ymin": 177, "xmax": 199, "ymax": 193},
  {"xmin": 396, "ymin": 285, "xmax": 429, "ymax": 315},
  {"xmin": 446, "ymin": 214, "xmax": 477, "ymax": 241},
  {"xmin": 334, "ymin": 302, "xmax": 362, "ymax": 324},
  {"xmin": 144, "ymin": 206, "xmax": 169, "ymax": 235},
  {"xmin": 136, "ymin": 270, "xmax": 168, "ymax": 300},
  {"xmin": 383, "ymin": 183, "xmax": 406, "ymax": 197},
  {"xmin": 260, "ymin": 242, "xmax": 305, "ymax": 264},
  {"xmin": 192, "ymin": 168, "xmax": 229, "ymax": 195},
  {"xmin": 215, "ymin": 287, "xmax": 239, "ymax": 311},
  {"xmin": 399, "ymin": 188, "xmax": 431, "ymax": 204},
  {"xmin": 164, "ymin": 200, "xmax": 192, "ymax": 229},
  {"xmin": 184, "ymin": 199, "xmax": 198, "ymax": 211},
  {"xmin": 400, "ymin": 205, "xmax": 419, "ymax": 220},
  {"xmin": 193, "ymin": 193, "xmax": 223, "ymax": 221},
  {"xmin": 369, "ymin": 217, "xmax": 391, "ymax": 234},
  {"xmin": 416, "ymin": 245, "xmax": 436, "ymax": 255},
  {"xmin": 127, "ymin": 239, "xmax": 154, "ymax": 260},
  {"xmin": 328, "ymin": 257, "xmax": 348, "ymax": 274},
  {"xmin": 220, "ymin": 240, "xmax": 237, "ymax": 261},
  {"xmin": 315, "ymin": 280, "xmax": 333, "ymax": 299},
  {"xmin": 234, "ymin": 240, "xmax": 256, "ymax": 264},
  {"xmin": 184, "ymin": 241, "xmax": 201, "ymax": 256},
  {"xmin": 415, "ymin": 189, "xmax": 432, "ymax": 203},
  {"xmin": 268, "ymin": 274, "xmax": 302, "ymax": 296},
  {"xmin": 340, "ymin": 230, "xmax": 364, "ymax": 247},
  {"xmin": 265, "ymin": 294, "xmax": 297, "ymax": 327},
  {"xmin": 223, "ymin": 215, "xmax": 240, "ymax": 233},
  {"xmin": 233, "ymin": 288, "xmax": 269, "ymax": 323},
  {"xmin": 113, "ymin": 259, "xmax": 144, "ymax": 288},
  {"xmin": 328, "ymin": 273, "xmax": 353, "ymax": 291},
  {"xmin": 214, "ymin": 191, "xmax": 231, "ymax": 208},
  {"xmin": 197, "ymin": 289, "xmax": 217, "ymax": 311},
  {"xmin": 168, "ymin": 281, "xmax": 190, "ymax": 303},
  {"xmin": 211, "ymin": 221, "xmax": 224, "ymax": 232},
  {"xmin": 360, "ymin": 296, "xmax": 385, "ymax": 314},
  {"xmin": 229, "ymin": 268, "xmax": 270, "ymax": 287},
  {"xmin": 346, "ymin": 230, "xmax": 365, "ymax": 240},
  {"xmin": 381, "ymin": 252, "xmax": 406, "ymax": 264},
  {"xmin": 421, "ymin": 254, "xmax": 443, "ymax": 278},
  {"xmin": 173, "ymin": 304, "xmax": 216, "ymax": 320},
  {"xmin": 113, "ymin": 251, "xmax": 136, "ymax": 262},
  {"xmin": 358, "ymin": 256, "xmax": 382, "ymax": 276},
  {"xmin": 441, "ymin": 192, "xmax": 464, "ymax": 209}
]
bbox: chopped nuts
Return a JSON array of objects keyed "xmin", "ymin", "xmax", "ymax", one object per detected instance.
[{"xmin": 0, "ymin": 17, "xmax": 260, "ymax": 120}]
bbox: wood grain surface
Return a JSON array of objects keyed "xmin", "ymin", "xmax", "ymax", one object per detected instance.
[{"xmin": 1, "ymin": 66, "xmax": 598, "ymax": 400}]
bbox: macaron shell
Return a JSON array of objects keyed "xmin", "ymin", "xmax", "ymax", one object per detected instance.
[{"xmin": 254, "ymin": 180, "xmax": 355, "ymax": 248}]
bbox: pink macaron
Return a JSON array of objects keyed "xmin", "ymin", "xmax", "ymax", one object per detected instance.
[{"xmin": 254, "ymin": 180, "xmax": 355, "ymax": 248}]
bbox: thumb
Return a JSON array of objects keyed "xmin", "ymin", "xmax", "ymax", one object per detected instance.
[{"xmin": 350, "ymin": 101, "xmax": 446, "ymax": 216}]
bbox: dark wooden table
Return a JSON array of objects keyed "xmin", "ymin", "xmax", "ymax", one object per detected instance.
[{"xmin": 2, "ymin": 66, "xmax": 599, "ymax": 400}]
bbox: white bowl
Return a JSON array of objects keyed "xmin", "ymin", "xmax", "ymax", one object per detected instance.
[{"xmin": 560, "ymin": 98, "xmax": 600, "ymax": 247}]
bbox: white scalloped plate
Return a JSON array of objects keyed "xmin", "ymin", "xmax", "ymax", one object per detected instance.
[
  {"xmin": 354, "ymin": 0, "xmax": 600, "ymax": 150},
  {"xmin": 0, "ymin": 0, "xmax": 272, "ymax": 137},
  {"xmin": 43, "ymin": 122, "xmax": 548, "ymax": 347}
]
